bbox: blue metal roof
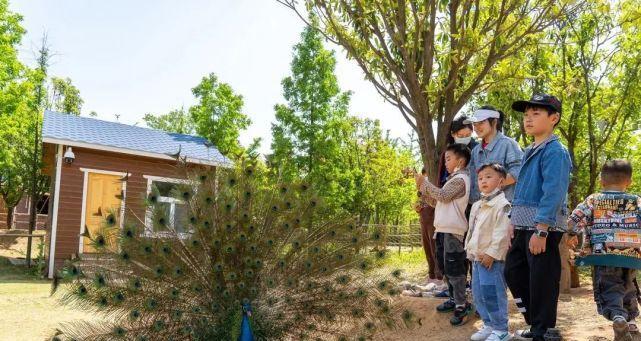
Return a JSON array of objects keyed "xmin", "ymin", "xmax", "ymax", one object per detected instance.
[{"xmin": 42, "ymin": 110, "xmax": 232, "ymax": 166}]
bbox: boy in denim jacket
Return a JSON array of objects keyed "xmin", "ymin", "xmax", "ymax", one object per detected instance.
[{"xmin": 505, "ymin": 94, "xmax": 572, "ymax": 341}]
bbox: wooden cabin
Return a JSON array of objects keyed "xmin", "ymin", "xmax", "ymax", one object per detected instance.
[{"xmin": 41, "ymin": 110, "xmax": 230, "ymax": 278}]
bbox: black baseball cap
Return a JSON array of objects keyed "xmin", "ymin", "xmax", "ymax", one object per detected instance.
[{"xmin": 512, "ymin": 94, "xmax": 562, "ymax": 114}]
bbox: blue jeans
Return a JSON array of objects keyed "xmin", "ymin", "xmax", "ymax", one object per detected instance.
[{"xmin": 472, "ymin": 261, "xmax": 508, "ymax": 332}]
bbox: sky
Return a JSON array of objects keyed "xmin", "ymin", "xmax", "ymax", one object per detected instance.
[{"xmin": 10, "ymin": 0, "xmax": 414, "ymax": 155}]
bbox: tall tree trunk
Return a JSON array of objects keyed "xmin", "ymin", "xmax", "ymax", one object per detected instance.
[
  {"xmin": 6, "ymin": 206, "xmax": 15, "ymax": 230},
  {"xmin": 27, "ymin": 36, "xmax": 49, "ymax": 268}
]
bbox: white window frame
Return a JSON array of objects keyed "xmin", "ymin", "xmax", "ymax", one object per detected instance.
[{"xmin": 143, "ymin": 175, "xmax": 193, "ymax": 239}]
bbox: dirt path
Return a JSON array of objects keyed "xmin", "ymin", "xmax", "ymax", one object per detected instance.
[{"xmin": 378, "ymin": 285, "xmax": 638, "ymax": 341}]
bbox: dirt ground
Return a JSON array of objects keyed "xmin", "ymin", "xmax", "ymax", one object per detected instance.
[{"xmin": 377, "ymin": 285, "xmax": 636, "ymax": 341}]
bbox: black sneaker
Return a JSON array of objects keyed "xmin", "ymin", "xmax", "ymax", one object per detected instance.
[
  {"xmin": 449, "ymin": 303, "xmax": 473, "ymax": 326},
  {"xmin": 436, "ymin": 299, "xmax": 456, "ymax": 313},
  {"xmin": 544, "ymin": 328, "xmax": 563, "ymax": 341}
]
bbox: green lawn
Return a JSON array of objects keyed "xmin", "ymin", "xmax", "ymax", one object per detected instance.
[{"xmin": 0, "ymin": 256, "xmax": 99, "ymax": 341}]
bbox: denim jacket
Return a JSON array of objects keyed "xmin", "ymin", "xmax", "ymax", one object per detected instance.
[
  {"xmin": 510, "ymin": 135, "xmax": 572, "ymax": 229},
  {"xmin": 469, "ymin": 132, "xmax": 524, "ymax": 203}
]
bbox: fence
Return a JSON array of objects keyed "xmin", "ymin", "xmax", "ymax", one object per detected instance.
[
  {"xmin": 362, "ymin": 223, "xmax": 423, "ymax": 254},
  {"xmin": 0, "ymin": 230, "xmax": 46, "ymax": 262}
]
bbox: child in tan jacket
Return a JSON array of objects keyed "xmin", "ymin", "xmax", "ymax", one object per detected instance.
[{"xmin": 465, "ymin": 163, "xmax": 511, "ymax": 341}]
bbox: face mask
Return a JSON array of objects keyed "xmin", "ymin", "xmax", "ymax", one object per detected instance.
[
  {"xmin": 454, "ymin": 136, "xmax": 472, "ymax": 145},
  {"xmin": 482, "ymin": 187, "xmax": 501, "ymax": 197}
]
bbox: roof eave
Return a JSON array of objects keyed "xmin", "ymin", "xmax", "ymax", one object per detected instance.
[{"xmin": 42, "ymin": 137, "xmax": 233, "ymax": 168}]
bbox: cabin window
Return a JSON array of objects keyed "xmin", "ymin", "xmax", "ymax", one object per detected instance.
[{"xmin": 144, "ymin": 176, "xmax": 192, "ymax": 237}]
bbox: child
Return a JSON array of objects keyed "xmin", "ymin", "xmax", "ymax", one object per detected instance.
[
  {"xmin": 505, "ymin": 94, "xmax": 572, "ymax": 341},
  {"xmin": 466, "ymin": 164, "xmax": 511, "ymax": 341},
  {"xmin": 415, "ymin": 143, "xmax": 472, "ymax": 326},
  {"xmin": 465, "ymin": 106, "xmax": 523, "ymax": 204},
  {"xmin": 567, "ymin": 159, "xmax": 641, "ymax": 341}
]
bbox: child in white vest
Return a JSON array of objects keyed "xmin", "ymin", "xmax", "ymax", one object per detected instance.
[
  {"xmin": 466, "ymin": 164, "xmax": 511, "ymax": 341},
  {"xmin": 416, "ymin": 143, "xmax": 472, "ymax": 326}
]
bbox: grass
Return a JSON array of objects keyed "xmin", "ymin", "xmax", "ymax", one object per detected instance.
[
  {"xmin": 374, "ymin": 248, "xmax": 427, "ymax": 282},
  {"xmin": 0, "ymin": 256, "xmax": 99, "ymax": 341}
]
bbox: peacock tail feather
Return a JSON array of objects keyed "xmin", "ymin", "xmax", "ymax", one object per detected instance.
[{"xmin": 51, "ymin": 156, "xmax": 414, "ymax": 340}]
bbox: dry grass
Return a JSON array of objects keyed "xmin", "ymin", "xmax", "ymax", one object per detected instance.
[
  {"xmin": 0, "ymin": 244, "xmax": 638, "ymax": 340},
  {"xmin": 0, "ymin": 247, "xmax": 100, "ymax": 341}
]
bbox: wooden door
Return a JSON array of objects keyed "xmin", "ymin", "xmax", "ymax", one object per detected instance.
[{"xmin": 83, "ymin": 173, "xmax": 123, "ymax": 253}]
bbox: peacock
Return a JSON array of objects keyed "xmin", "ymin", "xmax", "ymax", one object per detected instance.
[{"xmin": 51, "ymin": 156, "xmax": 415, "ymax": 340}]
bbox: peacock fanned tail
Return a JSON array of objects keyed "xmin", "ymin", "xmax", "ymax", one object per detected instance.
[{"xmin": 51, "ymin": 156, "xmax": 415, "ymax": 340}]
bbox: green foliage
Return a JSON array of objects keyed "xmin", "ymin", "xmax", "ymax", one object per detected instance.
[
  {"xmin": 53, "ymin": 158, "xmax": 414, "ymax": 340},
  {"xmin": 143, "ymin": 107, "xmax": 195, "ymax": 135},
  {"xmin": 143, "ymin": 73, "xmax": 252, "ymax": 158},
  {"xmin": 0, "ymin": 0, "xmax": 35, "ymax": 227},
  {"xmin": 190, "ymin": 73, "xmax": 252, "ymax": 156},
  {"xmin": 271, "ymin": 25, "xmax": 417, "ymax": 225},
  {"xmin": 48, "ymin": 77, "xmax": 83, "ymax": 115},
  {"xmin": 477, "ymin": 0, "xmax": 641, "ymax": 206},
  {"xmin": 279, "ymin": 0, "xmax": 584, "ymax": 178}
]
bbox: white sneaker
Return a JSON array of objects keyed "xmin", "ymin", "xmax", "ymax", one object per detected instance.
[
  {"xmin": 470, "ymin": 325, "xmax": 493, "ymax": 341},
  {"xmin": 512, "ymin": 327, "xmax": 533, "ymax": 341},
  {"xmin": 486, "ymin": 330, "xmax": 510, "ymax": 341}
]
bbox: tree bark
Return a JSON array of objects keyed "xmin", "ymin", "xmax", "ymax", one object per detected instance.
[{"xmin": 6, "ymin": 206, "xmax": 15, "ymax": 230}]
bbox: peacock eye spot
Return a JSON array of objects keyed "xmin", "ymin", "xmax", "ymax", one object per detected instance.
[
  {"xmin": 200, "ymin": 175, "xmax": 207, "ymax": 181},
  {"xmin": 96, "ymin": 235, "xmax": 106, "ymax": 246}
]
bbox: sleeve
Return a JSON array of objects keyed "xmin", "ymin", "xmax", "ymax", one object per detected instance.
[
  {"xmin": 567, "ymin": 195, "xmax": 593, "ymax": 234},
  {"xmin": 534, "ymin": 146, "xmax": 572, "ymax": 227},
  {"xmin": 504, "ymin": 139, "xmax": 524, "ymax": 180},
  {"xmin": 484, "ymin": 204, "xmax": 512, "ymax": 260},
  {"xmin": 421, "ymin": 177, "xmax": 465, "ymax": 203},
  {"xmin": 465, "ymin": 204, "xmax": 478, "ymax": 246}
]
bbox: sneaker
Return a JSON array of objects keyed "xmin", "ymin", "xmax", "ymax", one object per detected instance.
[
  {"xmin": 486, "ymin": 330, "xmax": 510, "ymax": 341},
  {"xmin": 436, "ymin": 299, "xmax": 456, "ymax": 313},
  {"xmin": 543, "ymin": 328, "xmax": 562, "ymax": 341},
  {"xmin": 613, "ymin": 316, "xmax": 633, "ymax": 341},
  {"xmin": 435, "ymin": 289, "xmax": 450, "ymax": 298},
  {"xmin": 470, "ymin": 325, "xmax": 493, "ymax": 341},
  {"xmin": 512, "ymin": 328, "xmax": 534, "ymax": 341},
  {"xmin": 450, "ymin": 303, "xmax": 473, "ymax": 326},
  {"xmin": 628, "ymin": 320, "xmax": 639, "ymax": 334}
]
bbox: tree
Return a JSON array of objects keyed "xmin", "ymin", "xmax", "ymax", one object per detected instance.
[
  {"xmin": 189, "ymin": 73, "xmax": 251, "ymax": 156},
  {"xmin": 0, "ymin": 0, "xmax": 32, "ymax": 229},
  {"xmin": 270, "ymin": 24, "xmax": 352, "ymax": 210},
  {"xmin": 47, "ymin": 76, "xmax": 83, "ymax": 115},
  {"xmin": 279, "ymin": 0, "xmax": 585, "ymax": 178},
  {"xmin": 143, "ymin": 107, "xmax": 196, "ymax": 135}
]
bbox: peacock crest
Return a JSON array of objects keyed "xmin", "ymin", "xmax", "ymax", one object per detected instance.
[{"xmin": 51, "ymin": 157, "xmax": 414, "ymax": 340}]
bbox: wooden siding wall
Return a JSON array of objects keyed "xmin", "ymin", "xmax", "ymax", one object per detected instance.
[{"xmin": 46, "ymin": 143, "xmax": 210, "ymax": 272}]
